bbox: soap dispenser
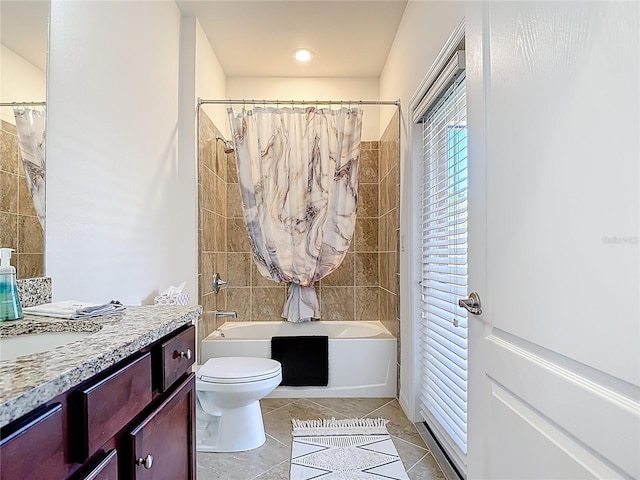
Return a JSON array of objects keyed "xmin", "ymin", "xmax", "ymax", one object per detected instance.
[{"xmin": 0, "ymin": 248, "xmax": 23, "ymax": 321}]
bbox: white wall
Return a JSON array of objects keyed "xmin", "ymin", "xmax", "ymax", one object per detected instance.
[
  {"xmin": 226, "ymin": 77, "xmax": 382, "ymax": 140},
  {"xmin": 196, "ymin": 20, "xmax": 226, "ymax": 135},
  {"xmin": 379, "ymin": 0, "xmax": 466, "ymax": 420},
  {"xmin": 0, "ymin": 45, "xmax": 46, "ymax": 123},
  {"xmin": 46, "ymin": 0, "xmax": 197, "ymax": 305}
]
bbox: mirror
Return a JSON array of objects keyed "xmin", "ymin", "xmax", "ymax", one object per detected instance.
[{"xmin": 0, "ymin": 1, "xmax": 49, "ymax": 279}]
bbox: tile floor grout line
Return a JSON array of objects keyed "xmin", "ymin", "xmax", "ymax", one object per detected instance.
[
  {"xmin": 261, "ymin": 399, "xmax": 295, "ymax": 416},
  {"xmin": 265, "ymin": 432, "xmax": 289, "ymax": 449},
  {"xmin": 304, "ymin": 398, "xmax": 354, "ymax": 419},
  {"xmin": 366, "ymin": 398, "xmax": 397, "ymax": 418},
  {"xmin": 390, "ymin": 432, "xmax": 432, "ymax": 452},
  {"xmin": 249, "ymin": 458, "xmax": 290, "ymax": 480},
  {"xmin": 406, "ymin": 452, "xmax": 430, "ymax": 473}
]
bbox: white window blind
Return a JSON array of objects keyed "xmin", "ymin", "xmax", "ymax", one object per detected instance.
[{"xmin": 418, "ymin": 69, "xmax": 468, "ymax": 471}]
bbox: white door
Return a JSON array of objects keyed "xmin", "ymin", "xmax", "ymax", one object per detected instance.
[{"xmin": 466, "ymin": 2, "xmax": 639, "ymax": 479}]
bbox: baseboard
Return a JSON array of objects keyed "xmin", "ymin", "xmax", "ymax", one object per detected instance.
[{"xmin": 415, "ymin": 422, "xmax": 465, "ymax": 480}]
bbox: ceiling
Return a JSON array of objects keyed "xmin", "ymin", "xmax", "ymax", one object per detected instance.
[
  {"xmin": 176, "ymin": 1, "xmax": 407, "ymax": 77},
  {"xmin": 0, "ymin": 1, "xmax": 49, "ymax": 72},
  {"xmin": 1, "ymin": 0, "xmax": 407, "ymax": 78}
]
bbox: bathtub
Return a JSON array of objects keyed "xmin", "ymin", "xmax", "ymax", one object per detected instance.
[{"xmin": 200, "ymin": 321, "xmax": 397, "ymax": 398}]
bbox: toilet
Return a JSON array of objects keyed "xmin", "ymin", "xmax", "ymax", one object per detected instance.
[{"xmin": 195, "ymin": 357, "xmax": 282, "ymax": 453}]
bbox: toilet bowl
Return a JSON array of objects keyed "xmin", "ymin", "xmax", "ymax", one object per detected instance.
[{"xmin": 195, "ymin": 357, "xmax": 282, "ymax": 453}]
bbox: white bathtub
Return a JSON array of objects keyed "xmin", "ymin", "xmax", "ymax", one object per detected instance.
[{"xmin": 200, "ymin": 321, "xmax": 397, "ymax": 398}]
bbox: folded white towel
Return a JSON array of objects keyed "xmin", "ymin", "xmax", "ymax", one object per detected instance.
[{"xmin": 23, "ymin": 300, "xmax": 125, "ymax": 319}]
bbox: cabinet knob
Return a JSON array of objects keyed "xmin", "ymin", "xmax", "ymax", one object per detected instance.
[
  {"xmin": 136, "ymin": 454, "xmax": 154, "ymax": 469},
  {"xmin": 174, "ymin": 348, "xmax": 192, "ymax": 360}
]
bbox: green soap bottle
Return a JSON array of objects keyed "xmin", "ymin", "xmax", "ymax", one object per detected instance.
[{"xmin": 0, "ymin": 248, "xmax": 23, "ymax": 321}]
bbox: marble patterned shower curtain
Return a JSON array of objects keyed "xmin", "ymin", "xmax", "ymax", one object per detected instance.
[
  {"xmin": 228, "ymin": 106, "xmax": 363, "ymax": 322},
  {"xmin": 13, "ymin": 108, "xmax": 46, "ymax": 229}
]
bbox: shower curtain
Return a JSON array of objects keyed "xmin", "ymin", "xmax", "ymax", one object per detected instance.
[
  {"xmin": 13, "ymin": 108, "xmax": 46, "ymax": 229},
  {"xmin": 228, "ymin": 106, "xmax": 363, "ymax": 322}
]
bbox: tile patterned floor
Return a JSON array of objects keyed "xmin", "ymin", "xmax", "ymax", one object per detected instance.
[{"xmin": 197, "ymin": 398, "xmax": 447, "ymax": 480}]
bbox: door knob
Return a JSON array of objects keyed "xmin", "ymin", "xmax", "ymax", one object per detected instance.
[
  {"xmin": 458, "ymin": 292, "xmax": 482, "ymax": 315},
  {"xmin": 136, "ymin": 454, "xmax": 153, "ymax": 469},
  {"xmin": 174, "ymin": 348, "xmax": 192, "ymax": 360}
]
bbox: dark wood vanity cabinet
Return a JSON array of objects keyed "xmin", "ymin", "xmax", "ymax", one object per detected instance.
[
  {"xmin": 127, "ymin": 374, "xmax": 196, "ymax": 480},
  {"xmin": 0, "ymin": 324, "xmax": 196, "ymax": 480},
  {"xmin": 0, "ymin": 403, "xmax": 65, "ymax": 480}
]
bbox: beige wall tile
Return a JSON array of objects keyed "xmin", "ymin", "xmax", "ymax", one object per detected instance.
[
  {"xmin": 227, "ymin": 217, "xmax": 249, "ymax": 252},
  {"xmin": 359, "ymin": 148, "xmax": 378, "ymax": 183},
  {"xmin": 358, "ymin": 183, "xmax": 378, "ymax": 217},
  {"xmin": 215, "ymin": 289, "xmax": 228, "ymax": 313},
  {"xmin": 200, "ymin": 209, "xmax": 217, "ymax": 252},
  {"xmin": 0, "ymin": 172, "xmax": 18, "ymax": 213},
  {"xmin": 0, "ymin": 130, "xmax": 19, "ymax": 174},
  {"xmin": 18, "ymin": 215, "xmax": 43, "ymax": 254},
  {"xmin": 227, "ymin": 155, "xmax": 238, "ymax": 184},
  {"xmin": 355, "ymin": 286, "xmax": 379, "ymax": 321},
  {"xmin": 215, "ymin": 141, "xmax": 228, "ymax": 180},
  {"xmin": 201, "ymin": 252, "xmax": 216, "ymax": 296},
  {"xmin": 251, "ymin": 260, "xmax": 278, "ymax": 286},
  {"xmin": 226, "ymin": 182, "xmax": 244, "ymax": 218},
  {"xmin": 213, "ymin": 213, "xmax": 227, "ymax": 252},
  {"xmin": 388, "ymin": 251, "xmax": 398, "ymax": 295},
  {"xmin": 354, "ymin": 217, "xmax": 378, "ymax": 252},
  {"xmin": 16, "ymin": 253, "xmax": 43, "ymax": 279},
  {"xmin": 319, "ymin": 286, "xmax": 354, "ymax": 321},
  {"xmin": 215, "ymin": 253, "xmax": 228, "ymax": 285},
  {"xmin": 227, "ymin": 287, "xmax": 251, "ymax": 321},
  {"xmin": 1, "ymin": 120, "xmax": 17, "ymax": 135},
  {"xmin": 381, "ymin": 168, "xmax": 398, "ymax": 216},
  {"xmin": 321, "ymin": 253, "xmax": 354, "ymax": 286},
  {"xmin": 251, "ymin": 286, "xmax": 286, "ymax": 320},
  {"xmin": 201, "ymin": 165, "xmax": 216, "ymax": 212},
  {"xmin": 355, "ymin": 252, "xmax": 378, "ymax": 286},
  {"xmin": 379, "ymin": 252, "xmax": 388, "ymax": 291},
  {"xmin": 227, "ymin": 253, "xmax": 251, "ymax": 287},
  {"xmin": 213, "ymin": 173, "xmax": 227, "ymax": 216},
  {"xmin": 202, "ymin": 291, "xmax": 218, "ymax": 315}
]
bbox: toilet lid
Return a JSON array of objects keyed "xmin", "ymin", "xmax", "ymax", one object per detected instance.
[{"xmin": 198, "ymin": 357, "xmax": 282, "ymax": 384}]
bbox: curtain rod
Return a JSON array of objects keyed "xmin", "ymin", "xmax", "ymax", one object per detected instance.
[
  {"xmin": 0, "ymin": 102, "xmax": 46, "ymax": 107},
  {"xmin": 198, "ymin": 98, "xmax": 400, "ymax": 107}
]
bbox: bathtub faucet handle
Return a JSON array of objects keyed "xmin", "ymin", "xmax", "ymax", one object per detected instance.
[
  {"xmin": 212, "ymin": 273, "xmax": 227, "ymax": 294},
  {"xmin": 214, "ymin": 310, "xmax": 237, "ymax": 318}
]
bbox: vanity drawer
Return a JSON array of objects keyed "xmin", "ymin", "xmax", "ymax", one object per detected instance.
[
  {"xmin": 75, "ymin": 352, "xmax": 152, "ymax": 461},
  {"xmin": 157, "ymin": 325, "xmax": 195, "ymax": 392},
  {"xmin": 0, "ymin": 403, "xmax": 65, "ymax": 480},
  {"xmin": 72, "ymin": 449, "xmax": 118, "ymax": 480}
]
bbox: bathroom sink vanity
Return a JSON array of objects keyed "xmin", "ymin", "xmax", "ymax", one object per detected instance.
[{"xmin": 0, "ymin": 305, "xmax": 201, "ymax": 480}]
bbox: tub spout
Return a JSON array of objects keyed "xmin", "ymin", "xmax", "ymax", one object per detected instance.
[{"xmin": 214, "ymin": 310, "xmax": 237, "ymax": 318}]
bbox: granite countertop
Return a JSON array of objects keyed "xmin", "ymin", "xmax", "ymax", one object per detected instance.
[{"xmin": 0, "ymin": 305, "xmax": 202, "ymax": 428}]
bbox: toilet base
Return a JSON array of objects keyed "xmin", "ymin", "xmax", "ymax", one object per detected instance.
[{"xmin": 196, "ymin": 396, "xmax": 266, "ymax": 453}]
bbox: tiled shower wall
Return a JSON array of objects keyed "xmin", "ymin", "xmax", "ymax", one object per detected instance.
[
  {"xmin": 197, "ymin": 109, "xmax": 400, "ymax": 378},
  {"xmin": 0, "ymin": 120, "xmax": 44, "ymax": 278}
]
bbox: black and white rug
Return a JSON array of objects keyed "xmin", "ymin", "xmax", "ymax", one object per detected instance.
[{"xmin": 290, "ymin": 417, "xmax": 410, "ymax": 479}]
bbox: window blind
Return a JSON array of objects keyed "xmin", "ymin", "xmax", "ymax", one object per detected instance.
[{"xmin": 418, "ymin": 70, "xmax": 468, "ymax": 472}]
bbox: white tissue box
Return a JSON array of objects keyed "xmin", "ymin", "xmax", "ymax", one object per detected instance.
[{"xmin": 154, "ymin": 293, "xmax": 189, "ymax": 306}]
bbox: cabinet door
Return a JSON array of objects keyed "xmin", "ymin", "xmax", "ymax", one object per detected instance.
[
  {"xmin": 126, "ymin": 373, "xmax": 196, "ymax": 480},
  {"xmin": 0, "ymin": 403, "xmax": 65, "ymax": 480}
]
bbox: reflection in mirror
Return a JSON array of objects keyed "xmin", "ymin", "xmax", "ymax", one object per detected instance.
[{"xmin": 0, "ymin": 1, "xmax": 48, "ymax": 278}]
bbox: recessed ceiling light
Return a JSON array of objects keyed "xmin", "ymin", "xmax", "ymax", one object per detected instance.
[{"xmin": 294, "ymin": 49, "xmax": 313, "ymax": 63}]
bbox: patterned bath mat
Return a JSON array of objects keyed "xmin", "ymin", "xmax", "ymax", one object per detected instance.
[{"xmin": 290, "ymin": 418, "xmax": 410, "ymax": 480}]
